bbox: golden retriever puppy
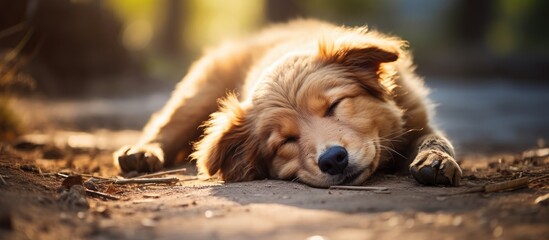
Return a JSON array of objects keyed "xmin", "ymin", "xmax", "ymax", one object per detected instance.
[{"xmin": 114, "ymin": 19, "xmax": 462, "ymax": 187}]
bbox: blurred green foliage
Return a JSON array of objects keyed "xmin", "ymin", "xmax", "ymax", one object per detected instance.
[{"xmin": 488, "ymin": 0, "xmax": 549, "ymax": 54}]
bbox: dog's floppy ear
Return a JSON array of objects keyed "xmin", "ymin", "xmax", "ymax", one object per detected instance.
[
  {"xmin": 192, "ymin": 93, "xmax": 265, "ymax": 181},
  {"xmin": 318, "ymin": 39, "xmax": 401, "ymax": 99},
  {"xmin": 318, "ymin": 43, "xmax": 399, "ymax": 69}
]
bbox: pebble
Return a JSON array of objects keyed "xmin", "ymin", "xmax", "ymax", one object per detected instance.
[
  {"xmin": 452, "ymin": 216, "xmax": 463, "ymax": 226},
  {"xmin": 95, "ymin": 206, "xmax": 111, "ymax": 218},
  {"xmin": 306, "ymin": 235, "xmax": 327, "ymax": 240},
  {"xmin": 77, "ymin": 211, "xmax": 86, "ymax": 219},
  {"xmin": 204, "ymin": 210, "xmax": 224, "ymax": 218},
  {"xmin": 141, "ymin": 218, "xmax": 157, "ymax": 227},
  {"xmin": 493, "ymin": 226, "xmax": 503, "ymax": 238},
  {"xmin": 83, "ymin": 180, "xmax": 98, "ymax": 191},
  {"xmin": 387, "ymin": 216, "xmax": 399, "ymax": 227},
  {"xmin": 405, "ymin": 219, "xmax": 415, "ymax": 229}
]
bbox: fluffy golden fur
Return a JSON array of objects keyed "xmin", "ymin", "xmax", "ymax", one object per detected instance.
[{"xmin": 114, "ymin": 19, "xmax": 462, "ymax": 187}]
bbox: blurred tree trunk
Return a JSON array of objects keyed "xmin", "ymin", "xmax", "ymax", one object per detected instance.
[
  {"xmin": 453, "ymin": 0, "xmax": 496, "ymax": 47},
  {"xmin": 1, "ymin": 0, "xmax": 134, "ymax": 97},
  {"xmin": 160, "ymin": 0, "xmax": 184, "ymax": 57},
  {"xmin": 265, "ymin": 0, "xmax": 301, "ymax": 23}
]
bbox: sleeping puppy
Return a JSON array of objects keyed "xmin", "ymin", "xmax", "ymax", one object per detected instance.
[{"xmin": 114, "ymin": 19, "xmax": 462, "ymax": 187}]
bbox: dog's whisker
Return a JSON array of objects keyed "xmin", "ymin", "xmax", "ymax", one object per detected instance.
[
  {"xmin": 376, "ymin": 129, "xmax": 423, "ymax": 152},
  {"xmin": 379, "ymin": 145, "xmax": 407, "ymax": 159},
  {"xmin": 381, "ymin": 128, "xmax": 423, "ymax": 140},
  {"xmin": 374, "ymin": 137, "xmax": 407, "ymax": 159},
  {"xmin": 375, "ymin": 137, "xmax": 403, "ymax": 154},
  {"xmin": 376, "ymin": 137, "xmax": 404, "ymax": 144}
]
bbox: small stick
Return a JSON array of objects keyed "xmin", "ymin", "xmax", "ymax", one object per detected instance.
[
  {"xmin": 484, "ymin": 177, "xmax": 529, "ymax": 193},
  {"xmin": 85, "ymin": 189, "xmax": 121, "ymax": 200},
  {"xmin": 0, "ymin": 174, "xmax": 6, "ymax": 185},
  {"xmin": 442, "ymin": 177, "xmax": 530, "ymax": 196},
  {"xmin": 329, "ymin": 185, "xmax": 389, "ymax": 191},
  {"xmin": 57, "ymin": 173, "xmax": 69, "ymax": 178},
  {"xmin": 529, "ymin": 174, "xmax": 549, "ymax": 183},
  {"xmin": 76, "ymin": 173, "xmax": 112, "ymax": 181},
  {"xmin": 132, "ymin": 168, "xmax": 187, "ymax": 179},
  {"xmin": 45, "ymin": 172, "xmax": 111, "ymax": 180},
  {"xmin": 56, "ymin": 173, "xmax": 179, "ymax": 185},
  {"xmin": 113, "ymin": 177, "xmax": 179, "ymax": 185}
]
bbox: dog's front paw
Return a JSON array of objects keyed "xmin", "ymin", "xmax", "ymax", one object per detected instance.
[
  {"xmin": 113, "ymin": 144, "xmax": 164, "ymax": 173},
  {"xmin": 409, "ymin": 149, "xmax": 462, "ymax": 186}
]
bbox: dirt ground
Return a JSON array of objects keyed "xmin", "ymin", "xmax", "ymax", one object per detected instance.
[{"xmin": 0, "ymin": 131, "xmax": 548, "ymax": 240}]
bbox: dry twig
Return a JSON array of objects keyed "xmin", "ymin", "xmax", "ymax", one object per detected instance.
[
  {"xmin": 329, "ymin": 185, "xmax": 389, "ymax": 191},
  {"xmin": 529, "ymin": 174, "xmax": 549, "ymax": 183},
  {"xmin": 43, "ymin": 172, "xmax": 111, "ymax": 180},
  {"xmin": 57, "ymin": 173, "xmax": 69, "ymax": 178},
  {"xmin": 112, "ymin": 177, "xmax": 179, "ymax": 185},
  {"xmin": 85, "ymin": 189, "xmax": 121, "ymax": 200},
  {"xmin": 0, "ymin": 174, "xmax": 7, "ymax": 185},
  {"xmin": 55, "ymin": 172, "xmax": 179, "ymax": 185},
  {"xmin": 132, "ymin": 168, "xmax": 187, "ymax": 179},
  {"xmin": 74, "ymin": 173, "xmax": 112, "ymax": 180},
  {"xmin": 484, "ymin": 177, "xmax": 529, "ymax": 192},
  {"xmin": 443, "ymin": 177, "xmax": 530, "ymax": 196}
]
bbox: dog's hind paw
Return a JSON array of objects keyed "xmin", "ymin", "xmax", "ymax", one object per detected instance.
[
  {"xmin": 113, "ymin": 144, "xmax": 164, "ymax": 173},
  {"xmin": 409, "ymin": 149, "xmax": 462, "ymax": 186}
]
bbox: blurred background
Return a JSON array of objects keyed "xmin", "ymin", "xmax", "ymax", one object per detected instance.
[{"xmin": 1, "ymin": 0, "xmax": 548, "ymax": 154}]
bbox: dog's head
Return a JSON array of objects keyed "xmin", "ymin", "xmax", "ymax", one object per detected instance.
[{"xmin": 193, "ymin": 31, "xmax": 406, "ymax": 187}]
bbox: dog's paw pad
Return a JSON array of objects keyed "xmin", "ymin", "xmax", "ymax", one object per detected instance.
[
  {"xmin": 410, "ymin": 150, "xmax": 462, "ymax": 186},
  {"xmin": 114, "ymin": 145, "xmax": 163, "ymax": 173}
]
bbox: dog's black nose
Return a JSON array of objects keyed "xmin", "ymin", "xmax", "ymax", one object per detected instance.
[{"xmin": 318, "ymin": 146, "xmax": 349, "ymax": 175}]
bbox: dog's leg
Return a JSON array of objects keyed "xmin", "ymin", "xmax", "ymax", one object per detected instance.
[
  {"xmin": 114, "ymin": 47, "xmax": 248, "ymax": 173},
  {"xmin": 409, "ymin": 133, "xmax": 462, "ymax": 186}
]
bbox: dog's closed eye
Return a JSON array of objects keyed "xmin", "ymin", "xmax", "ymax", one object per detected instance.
[
  {"xmin": 325, "ymin": 99, "xmax": 344, "ymax": 117},
  {"xmin": 282, "ymin": 136, "xmax": 299, "ymax": 145}
]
